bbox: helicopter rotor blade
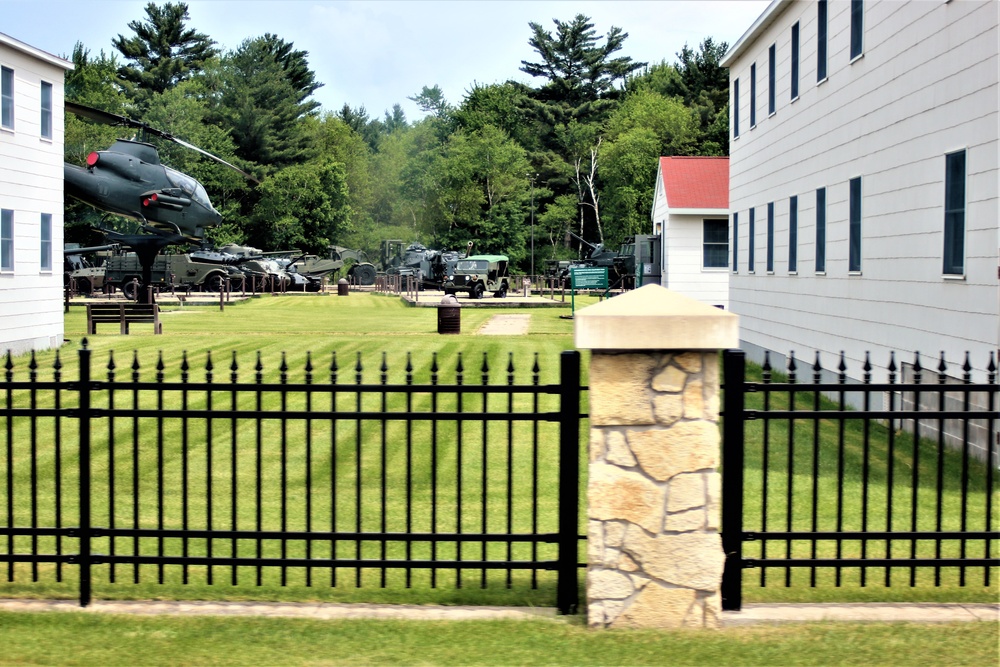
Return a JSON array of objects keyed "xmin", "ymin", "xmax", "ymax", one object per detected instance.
[
  {"xmin": 66, "ymin": 101, "xmax": 260, "ymax": 185},
  {"xmin": 170, "ymin": 137, "xmax": 261, "ymax": 185},
  {"xmin": 65, "ymin": 101, "xmax": 144, "ymax": 130}
]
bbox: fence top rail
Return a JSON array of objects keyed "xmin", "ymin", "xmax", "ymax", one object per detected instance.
[
  {"xmin": 744, "ymin": 382, "xmax": 998, "ymax": 393},
  {"xmin": 731, "ymin": 348, "xmax": 997, "ymax": 383}
]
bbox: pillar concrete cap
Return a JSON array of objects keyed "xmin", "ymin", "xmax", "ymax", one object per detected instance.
[{"xmin": 574, "ymin": 284, "xmax": 739, "ymax": 350}]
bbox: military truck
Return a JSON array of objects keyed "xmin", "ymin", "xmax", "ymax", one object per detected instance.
[
  {"xmin": 443, "ymin": 254, "xmax": 510, "ymax": 299},
  {"xmin": 104, "ymin": 250, "xmax": 244, "ymax": 299}
]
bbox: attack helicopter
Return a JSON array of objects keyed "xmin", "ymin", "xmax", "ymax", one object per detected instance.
[{"xmin": 63, "ymin": 101, "xmax": 258, "ymax": 302}]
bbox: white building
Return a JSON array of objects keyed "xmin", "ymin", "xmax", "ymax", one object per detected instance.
[
  {"xmin": 0, "ymin": 33, "xmax": 72, "ymax": 356},
  {"xmin": 651, "ymin": 156, "xmax": 730, "ymax": 309},
  {"xmin": 722, "ymin": 0, "xmax": 998, "ymax": 384}
]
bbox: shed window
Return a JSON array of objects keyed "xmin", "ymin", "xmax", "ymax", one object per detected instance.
[{"xmin": 703, "ymin": 219, "xmax": 729, "ymax": 268}]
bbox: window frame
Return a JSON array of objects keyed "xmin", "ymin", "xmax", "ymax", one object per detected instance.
[
  {"xmin": 40, "ymin": 212, "xmax": 52, "ymax": 272},
  {"xmin": 788, "ymin": 195, "xmax": 798, "ymax": 273},
  {"xmin": 768, "ymin": 44, "xmax": 776, "ymax": 116},
  {"xmin": 1, "ymin": 209, "xmax": 13, "ymax": 271},
  {"xmin": 817, "ymin": 0, "xmax": 828, "ymax": 82},
  {"xmin": 943, "ymin": 150, "xmax": 966, "ymax": 276},
  {"xmin": 815, "ymin": 188, "xmax": 826, "ymax": 273},
  {"xmin": 766, "ymin": 202, "xmax": 775, "ymax": 273},
  {"xmin": 733, "ymin": 78, "xmax": 740, "ymax": 139},
  {"xmin": 790, "ymin": 22, "xmax": 800, "ymax": 100},
  {"xmin": 748, "ymin": 207, "xmax": 756, "ymax": 273},
  {"xmin": 40, "ymin": 81, "xmax": 53, "ymax": 140},
  {"xmin": 850, "ymin": 0, "xmax": 865, "ymax": 61},
  {"xmin": 732, "ymin": 211, "xmax": 739, "ymax": 272},
  {"xmin": 750, "ymin": 63, "xmax": 757, "ymax": 128},
  {"xmin": 1, "ymin": 66, "xmax": 13, "ymax": 130},
  {"xmin": 849, "ymin": 176, "xmax": 862, "ymax": 273},
  {"xmin": 702, "ymin": 219, "xmax": 729, "ymax": 269}
]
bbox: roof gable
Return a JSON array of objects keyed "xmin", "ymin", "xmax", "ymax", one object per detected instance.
[{"xmin": 658, "ymin": 156, "xmax": 729, "ymax": 210}]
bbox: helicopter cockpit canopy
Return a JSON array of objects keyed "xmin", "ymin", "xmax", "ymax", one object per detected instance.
[{"xmin": 165, "ymin": 166, "xmax": 215, "ymax": 210}]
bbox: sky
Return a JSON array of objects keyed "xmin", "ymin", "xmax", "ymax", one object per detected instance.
[{"xmin": 2, "ymin": 0, "xmax": 770, "ymax": 120}]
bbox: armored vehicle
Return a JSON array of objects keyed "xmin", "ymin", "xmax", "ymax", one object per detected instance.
[
  {"xmin": 104, "ymin": 250, "xmax": 244, "ymax": 299},
  {"xmin": 444, "ymin": 254, "xmax": 510, "ymax": 299},
  {"xmin": 64, "ymin": 243, "xmax": 118, "ymax": 294}
]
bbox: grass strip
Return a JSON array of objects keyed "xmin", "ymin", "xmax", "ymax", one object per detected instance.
[{"xmin": 0, "ymin": 611, "xmax": 997, "ymax": 666}]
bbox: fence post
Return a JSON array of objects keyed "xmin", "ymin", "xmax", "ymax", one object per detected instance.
[
  {"xmin": 77, "ymin": 340, "xmax": 93, "ymax": 607},
  {"xmin": 575, "ymin": 284, "xmax": 739, "ymax": 629},
  {"xmin": 557, "ymin": 350, "xmax": 581, "ymax": 615},
  {"xmin": 720, "ymin": 349, "xmax": 745, "ymax": 611}
]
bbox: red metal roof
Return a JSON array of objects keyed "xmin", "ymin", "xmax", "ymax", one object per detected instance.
[{"xmin": 659, "ymin": 156, "xmax": 729, "ymax": 210}]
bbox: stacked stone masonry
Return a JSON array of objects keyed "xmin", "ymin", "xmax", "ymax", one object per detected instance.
[{"xmin": 587, "ymin": 351, "xmax": 725, "ymax": 629}]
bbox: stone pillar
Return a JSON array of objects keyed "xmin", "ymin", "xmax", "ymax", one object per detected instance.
[{"xmin": 575, "ymin": 284, "xmax": 739, "ymax": 629}]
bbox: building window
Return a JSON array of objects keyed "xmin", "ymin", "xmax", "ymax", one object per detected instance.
[
  {"xmin": 943, "ymin": 150, "xmax": 966, "ymax": 276},
  {"xmin": 766, "ymin": 202, "xmax": 775, "ymax": 272},
  {"xmin": 768, "ymin": 44, "xmax": 776, "ymax": 115},
  {"xmin": 850, "ymin": 0, "xmax": 864, "ymax": 60},
  {"xmin": 40, "ymin": 81, "xmax": 53, "ymax": 140},
  {"xmin": 703, "ymin": 219, "xmax": 729, "ymax": 268},
  {"xmin": 849, "ymin": 177, "xmax": 862, "ymax": 272},
  {"xmin": 733, "ymin": 78, "xmax": 740, "ymax": 138},
  {"xmin": 790, "ymin": 23, "xmax": 800, "ymax": 100},
  {"xmin": 817, "ymin": 0, "xmax": 828, "ymax": 81},
  {"xmin": 789, "ymin": 195, "xmax": 798, "ymax": 272},
  {"xmin": 40, "ymin": 213, "xmax": 52, "ymax": 271},
  {"xmin": 1, "ymin": 209, "xmax": 13, "ymax": 271},
  {"xmin": 750, "ymin": 63, "xmax": 757, "ymax": 127},
  {"xmin": 748, "ymin": 207, "xmax": 756, "ymax": 272},
  {"xmin": 732, "ymin": 212, "xmax": 739, "ymax": 272},
  {"xmin": 1, "ymin": 67, "xmax": 13, "ymax": 130},
  {"xmin": 816, "ymin": 188, "xmax": 826, "ymax": 272}
]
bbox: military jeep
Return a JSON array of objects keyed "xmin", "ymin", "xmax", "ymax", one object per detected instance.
[{"xmin": 444, "ymin": 254, "xmax": 510, "ymax": 299}]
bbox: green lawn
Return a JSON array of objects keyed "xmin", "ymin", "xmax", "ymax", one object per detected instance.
[
  {"xmin": 0, "ymin": 611, "xmax": 997, "ymax": 667},
  {"xmin": 1, "ymin": 292, "xmax": 997, "ymax": 607}
]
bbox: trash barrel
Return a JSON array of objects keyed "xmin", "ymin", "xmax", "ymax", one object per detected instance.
[
  {"xmin": 437, "ymin": 295, "xmax": 461, "ymax": 334},
  {"xmin": 338, "ymin": 278, "xmax": 349, "ymax": 296}
]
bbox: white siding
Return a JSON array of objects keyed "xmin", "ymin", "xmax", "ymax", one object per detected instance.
[
  {"xmin": 0, "ymin": 38, "xmax": 70, "ymax": 356},
  {"xmin": 726, "ymin": 0, "xmax": 999, "ymax": 383}
]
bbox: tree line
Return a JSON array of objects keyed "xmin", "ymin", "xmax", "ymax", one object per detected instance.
[{"xmin": 64, "ymin": 1, "xmax": 730, "ymax": 268}]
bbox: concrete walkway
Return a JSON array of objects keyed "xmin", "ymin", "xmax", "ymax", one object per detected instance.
[{"xmin": 0, "ymin": 599, "xmax": 996, "ymax": 625}]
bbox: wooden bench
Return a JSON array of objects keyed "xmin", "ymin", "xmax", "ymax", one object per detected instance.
[{"xmin": 86, "ymin": 303, "xmax": 163, "ymax": 335}]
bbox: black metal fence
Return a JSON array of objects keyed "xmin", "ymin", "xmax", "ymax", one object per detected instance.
[
  {"xmin": 1, "ymin": 343, "xmax": 583, "ymax": 612},
  {"xmin": 721, "ymin": 349, "xmax": 999, "ymax": 610}
]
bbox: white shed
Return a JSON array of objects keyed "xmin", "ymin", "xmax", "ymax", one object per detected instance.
[{"xmin": 651, "ymin": 156, "xmax": 730, "ymax": 309}]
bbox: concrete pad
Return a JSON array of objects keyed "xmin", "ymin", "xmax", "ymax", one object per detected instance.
[
  {"xmin": 2, "ymin": 599, "xmax": 996, "ymax": 626},
  {"xmin": 0, "ymin": 599, "xmax": 560, "ymax": 622},
  {"xmin": 478, "ymin": 314, "xmax": 531, "ymax": 335},
  {"xmin": 721, "ymin": 603, "xmax": 1000, "ymax": 626}
]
